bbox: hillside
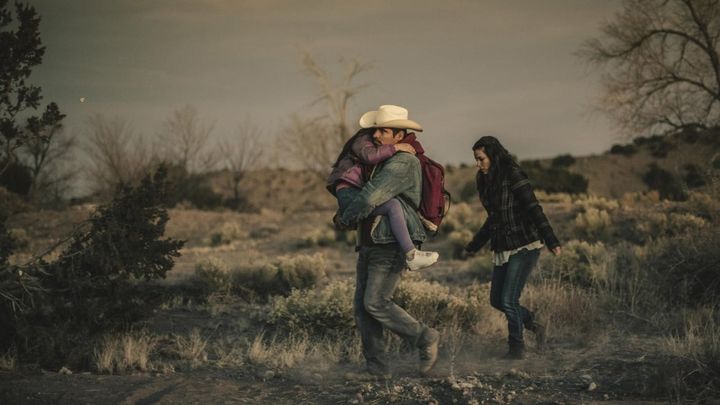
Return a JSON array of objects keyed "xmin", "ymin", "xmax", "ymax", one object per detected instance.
[{"xmin": 203, "ymin": 130, "xmax": 720, "ymax": 212}]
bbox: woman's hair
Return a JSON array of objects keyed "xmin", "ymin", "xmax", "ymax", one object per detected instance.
[
  {"xmin": 472, "ymin": 136, "xmax": 520, "ymax": 198},
  {"xmin": 332, "ymin": 127, "xmax": 375, "ymax": 168}
]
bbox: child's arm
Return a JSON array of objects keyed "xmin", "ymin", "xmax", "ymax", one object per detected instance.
[{"xmin": 352, "ymin": 135, "xmax": 414, "ymax": 165}]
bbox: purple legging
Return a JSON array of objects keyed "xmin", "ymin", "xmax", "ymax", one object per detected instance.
[{"xmin": 371, "ymin": 198, "xmax": 415, "ymax": 254}]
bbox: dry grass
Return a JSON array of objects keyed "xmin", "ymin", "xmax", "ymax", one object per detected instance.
[
  {"xmin": 94, "ymin": 331, "xmax": 156, "ymax": 374},
  {"xmin": 0, "ymin": 350, "xmax": 15, "ymax": 371},
  {"xmin": 175, "ymin": 329, "xmax": 208, "ymax": 368}
]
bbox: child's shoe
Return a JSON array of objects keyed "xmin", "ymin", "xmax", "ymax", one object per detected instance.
[{"xmin": 406, "ymin": 249, "xmax": 439, "ymax": 271}]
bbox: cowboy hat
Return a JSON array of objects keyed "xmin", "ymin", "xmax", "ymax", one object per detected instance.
[{"xmin": 359, "ymin": 104, "xmax": 423, "ymax": 132}]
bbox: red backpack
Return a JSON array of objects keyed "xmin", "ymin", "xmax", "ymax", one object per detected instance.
[
  {"xmin": 401, "ymin": 133, "xmax": 451, "ymax": 234},
  {"xmin": 417, "ymin": 153, "xmax": 451, "ymax": 233}
]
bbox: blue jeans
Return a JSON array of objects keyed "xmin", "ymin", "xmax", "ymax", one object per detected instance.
[
  {"xmin": 354, "ymin": 244, "xmax": 424, "ymax": 372},
  {"xmin": 490, "ymin": 248, "xmax": 540, "ymax": 348}
]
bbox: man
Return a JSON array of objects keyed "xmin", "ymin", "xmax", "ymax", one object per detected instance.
[{"xmin": 339, "ymin": 104, "xmax": 440, "ymax": 378}]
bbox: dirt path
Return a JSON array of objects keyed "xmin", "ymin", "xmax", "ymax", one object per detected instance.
[{"xmin": 0, "ymin": 335, "xmax": 672, "ymax": 404}]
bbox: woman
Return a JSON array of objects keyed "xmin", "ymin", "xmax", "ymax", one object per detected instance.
[{"xmin": 464, "ymin": 136, "xmax": 561, "ymax": 360}]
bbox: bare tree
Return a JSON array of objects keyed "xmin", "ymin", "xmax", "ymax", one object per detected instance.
[
  {"xmin": 218, "ymin": 120, "xmax": 264, "ymax": 205},
  {"xmin": 157, "ymin": 104, "xmax": 216, "ymax": 174},
  {"xmin": 279, "ymin": 52, "xmax": 372, "ymax": 178},
  {"xmin": 21, "ymin": 104, "xmax": 77, "ymax": 204},
  {"xmin": 580, "ymin": 0, "xmax": 720, "ymax": 135},
  {"xmin": 85, "ymin": 114, "xmax": 154, "ymax": 192}
]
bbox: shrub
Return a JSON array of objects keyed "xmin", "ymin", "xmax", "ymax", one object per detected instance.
[
  {"xmin": 298, "ymin": 227, "xmax": 336, "ymax": 248},
  {"xmin": 208, "ymin": 222, "xmax": 246, "ymax": 246},
  {"xmin": 394, "ymin": 275, "xmax": 485, "ymax": 330},
  {"xmin": 572, "ymin": 194, "xmax": 620, "ymax": 213},
  {"xmin": 681, "ymin": 163, "xmax": 707, "ymax": 188},
  {"xmin": 643, "ymin": 163, "xmax": 687, "ymax": 201},
  {"xmin": 0, "ymin": 167, "xmax": 184, "ymax": 366},
  {"xmin": 447, "ymin": 229, "xmax": 474, "ymax": 259},
  {"xmin": 233, "ymin": 253, "xmax": 327, "ymax": 299},
  {"xmin": 268, "ymin": 279, "xmax": 355, "ymax": 338},
  {"xmin": 522, "ymin": 163, "xmax": 588, "ymax": 194},
  {"xmin": 195, "ymin": 257, "xmax": 232, "ymax": 295},
  {"xmin": 551, "ymin": 154, "xmax": 576, "ymax": 167},
  {"xmin": 609, "ymin": 143, "xmax": 638, "ymax": 156},
  {"xmin": 459, "ymin": 179, "xmax": 478, "ymax": 202},
  {"xmin": 93, "ymin": 331, "xmax": 156, "ymax": 374},
  {"xmin": 642, "ymin": 227, "xmax": 720, "ymax": 307},
  {"xmin": 0, "ymin": 161, "xmax": 32, "ymax": 196},
  {"xmin": 539, "ymin": 240, "xmax": 612, "ymax": 288},
  {"xmin": 572, "ymin": 208, "xmax": 613, "ymax": 242},
  {"xmin": 440, "ymin": 202, "xmax": 486, "ymax": 233}
]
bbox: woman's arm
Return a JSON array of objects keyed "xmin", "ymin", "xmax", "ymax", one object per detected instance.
[{"xmin": 509, "ymin": 169, "xmax": 560, "ymax": 250}]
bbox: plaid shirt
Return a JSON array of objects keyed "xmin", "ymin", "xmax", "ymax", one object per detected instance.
[{"xmin": 467, "ymin": 168, "xmax": 560, "ymax": 253}]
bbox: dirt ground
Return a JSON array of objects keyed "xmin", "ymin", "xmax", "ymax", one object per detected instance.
[{"xmin": 1, "ymin": 207, "xmax": 697, "ymax": 404}]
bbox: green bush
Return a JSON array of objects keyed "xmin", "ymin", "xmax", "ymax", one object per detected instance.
[
  {"xmin": 194, "ymin": 257, "xmax": 232, "ymax": 294},
  {"xmin": 681, "ymin": 164, "xmax": 707, "ymax": 189},
  {"xmin": 0, "ymin": 167, "xmax": 184, "ymax": 366},
  {"xmin": 643, "ymin": 163, "xmax": 687, "ymax": 201},
  {"xmin": 394, "ymin": 275, "xmax": 485, "ymax": 330},
  {"xmin": 521, "ymin": 162, "xmax": 588, "ymax": 194},
  {"xmin": 268, "ymin": 279, "xmax": 354, "ymax": 338},
  {"xmin": 609, "ymin": 143, "xmax": 638, "ymax": 156},
  {"xmin": 539, "ymin": 240, "xmax": 612, "ymax": 288},
  {"xmin": 233, "ymin": 253, "xmax": 327, "ymax": 299},
  {"xmin": 551, "ymin": 154, "xmax": 576, "ymax": 167}
]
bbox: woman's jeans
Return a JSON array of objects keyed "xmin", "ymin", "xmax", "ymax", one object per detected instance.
[{"xmin": 490, "ymin": 248, "xmax": 541, "ymax": 348}]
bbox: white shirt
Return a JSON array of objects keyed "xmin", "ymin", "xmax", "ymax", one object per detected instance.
[{"xmin": 493, "ymin": 240, "xmax": 544, "ymax": 266}]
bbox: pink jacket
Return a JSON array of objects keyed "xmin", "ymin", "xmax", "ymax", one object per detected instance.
[{"xmin": 326, "ymin": 133, "xmax": 396, "ymax": 195}]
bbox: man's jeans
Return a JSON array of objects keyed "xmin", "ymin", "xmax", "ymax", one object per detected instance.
[
  {"xmin": 490, "ymin": 248, "xmax": 541, "ymax": 348},
  {"xmin": 354, "ymin": 244, "xmax": 424, "ymax": 372}
]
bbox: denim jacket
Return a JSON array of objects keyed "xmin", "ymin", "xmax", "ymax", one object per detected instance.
[{"xmin": 340, "ymin": 152, "xmax": 427, "ymax": 245}]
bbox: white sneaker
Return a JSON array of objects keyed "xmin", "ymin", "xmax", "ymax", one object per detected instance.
[{"xmin": 406, "ymin": 250, "xmax": 439, "ymax": 271}]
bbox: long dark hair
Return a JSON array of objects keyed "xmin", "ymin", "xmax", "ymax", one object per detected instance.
[
  {"xmin": 472, "ymin": 136, "xmax": 520, "ymax": 199},
  {"xmin": 332, "ymin": 127, "xmax": 375, "ymax": 168}
]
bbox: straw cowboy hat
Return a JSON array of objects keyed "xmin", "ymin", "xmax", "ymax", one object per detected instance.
[{"xmin": 359, "ymin": 104, "xmax": 423, "ymax": 132}]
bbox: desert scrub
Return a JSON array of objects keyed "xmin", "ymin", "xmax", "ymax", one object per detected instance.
[
  {"xmin": 523, "ymin": 280, "xmax": 608, "ymax": 338},
  {"xmin": 233, "ymin": 253, "xmax": 327, "ymax": 299},
  {"xmin": 394, "ymin": 274, "xmax": 485, "ymax": 330},
  {"xmin": 297, "ymin": 226, "xmax": 336, "ymax": 248},
  {"xmin": 268, "ymin": 279, "xmax": 354, "ymax": 339},
  {"xmin": 94, "ymin": 331, "xmax": 156, "ymax": 374},
  {"xmin": 174, "ymin": 328, "xmax": 208, "ymax": 368},
  {"xmin": 208, "ymin": 221, "xmax": 246, "ymax": 246},
  {"xmin": 663, "ymin": 307, "xmax": 720, "ymax": 400},
  {"xmin": 572, "ymin": 208, "xmax": 613, "ymax": 242},
  {"xmin": 194, "ymin": 257, "xmax": 232, "ymax": 295},
  {"xmin": 538, "ymin": 240, "xmax": 613, "ymax": 288},
  {"xmin": 447, "ymin": 229, "xmax": 474, "ymax": 259},
  {"xmin": 440, "ymin": 202, "xmax": 486, "ymax": 233},
  {"xmin": 572, "ymin": 194, "xmax": 620, "ymax": 213}
]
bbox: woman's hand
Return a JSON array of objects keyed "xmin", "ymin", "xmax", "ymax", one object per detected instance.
[
  {"xmin": 550, "ymin": 246, "xmax": 562, "ymax": 256},
  {"xmin": 394, "ymin": 143, "xmax": 416, "ymax": 154}
]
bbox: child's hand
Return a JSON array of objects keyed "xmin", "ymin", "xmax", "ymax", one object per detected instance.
[{"xmin": 394, "ymin": 143, "xmax": 416, "ymax": 155}]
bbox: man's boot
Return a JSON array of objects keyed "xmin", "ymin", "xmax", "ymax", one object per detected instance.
[
  {"xmin": 417, "ymin": 327, "xmax": 440, "ymax": 375},
  {"xmin": 503, "ymin": 341, "xmax": 525, "ymax": 360}
]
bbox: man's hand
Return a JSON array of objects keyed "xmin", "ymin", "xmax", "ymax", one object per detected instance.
[
  {"xmin": 394, "ymin": 143, "xmax": 416, "ymax": 155},
  {"xmin": 550, "ymin": 246, "xmax": 562, "ymax": 256},
  {"xmin": 333, "ymin": 213, "xmax": 355, "ymax": 231}
]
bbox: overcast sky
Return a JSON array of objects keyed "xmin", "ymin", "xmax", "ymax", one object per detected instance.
[{"xmin": 30, "ymin": 0, "xmax": 623, "ymax": 166}]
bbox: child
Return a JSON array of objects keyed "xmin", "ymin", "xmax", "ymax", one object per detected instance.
[{"xmin": 327, "ymin": 128, "xmax": 439, "ymax": 271}]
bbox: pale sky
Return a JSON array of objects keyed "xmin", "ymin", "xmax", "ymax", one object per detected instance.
[{"xmin": 30, "ymin": 0, "xmax": 623, "ymax": 166}]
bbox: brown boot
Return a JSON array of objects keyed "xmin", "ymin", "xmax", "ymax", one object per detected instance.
[
  {"xmin": 526, "ymin": 312, "xmax": 547, "ymax": 349},
  {"xmin": 417, "ymin": 327, "xmax": 439, "ymax": 375}
]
